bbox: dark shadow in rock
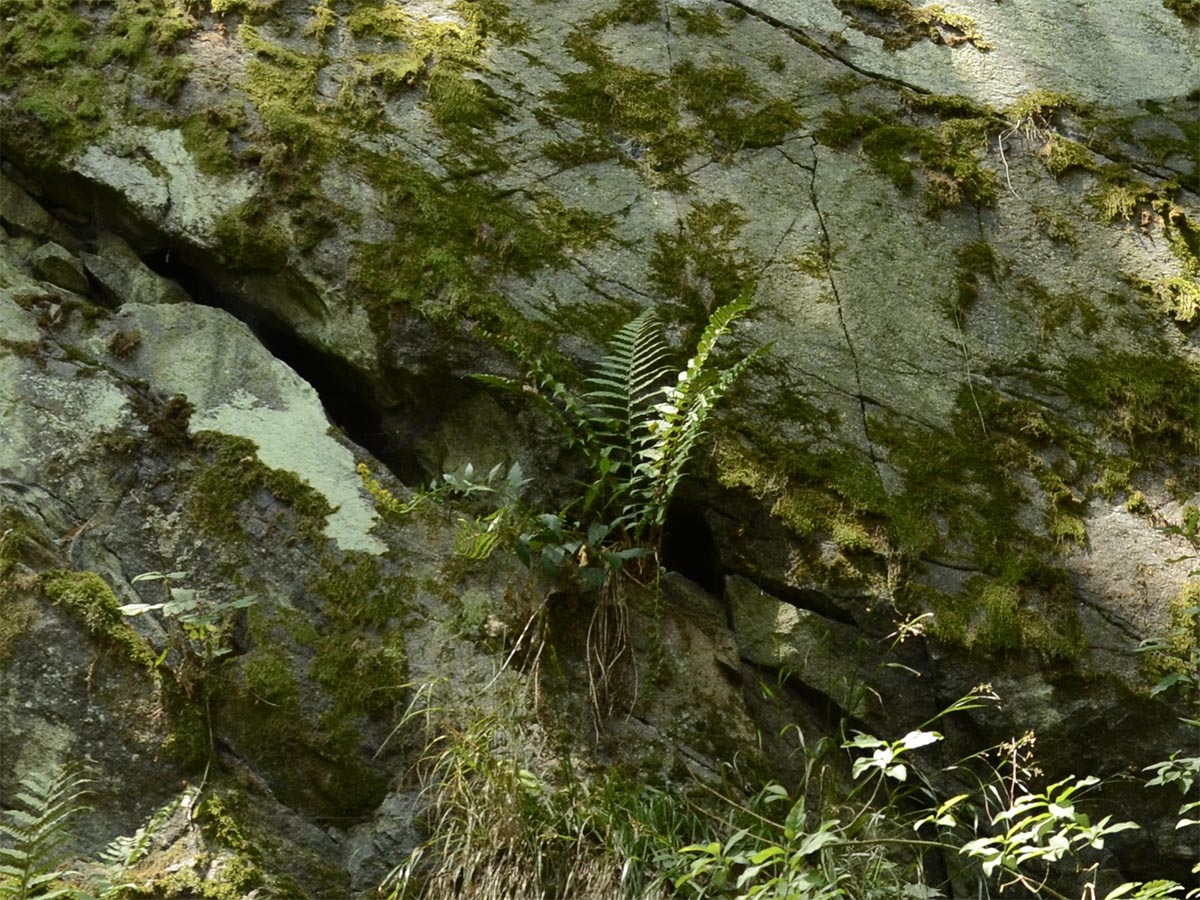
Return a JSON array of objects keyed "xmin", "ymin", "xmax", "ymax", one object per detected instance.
[{"xmin": 662, "ymin": 495, "xmax": 725, "ymax": 598}]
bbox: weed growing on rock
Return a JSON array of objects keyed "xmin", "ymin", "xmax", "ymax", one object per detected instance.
[{"xmin": 476, "ymin": 292, "xmax": 764, "ymax": 571}]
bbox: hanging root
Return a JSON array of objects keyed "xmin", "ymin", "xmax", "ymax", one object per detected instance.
[{"xmin": 586, "ymin": 575, "xmax": 636, "ymax": 732}]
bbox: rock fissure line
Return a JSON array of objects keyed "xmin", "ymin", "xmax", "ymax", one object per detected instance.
[
  {"xmin": 1073, "ymin": 591, "xmax": 1146, "ymax": 644},
  {"xmin": 710, "ymin": 0, "xmax": 927, "ymax": 94},
  {"xmin": 787, "ymin": 138, "xmax": 881, "ymax": 466}
]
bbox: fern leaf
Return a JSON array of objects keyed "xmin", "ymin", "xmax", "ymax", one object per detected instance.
[
  {"xmin": 475, "ymin": 342, "xmax": 599, "ymax": 458},
  {"xmin": 582, "ymin": 308, "xmax": 672, "ymax": 513},
  {"xmin": 0, "ymin": 762, "xmax": 91, "ymax": 899}
]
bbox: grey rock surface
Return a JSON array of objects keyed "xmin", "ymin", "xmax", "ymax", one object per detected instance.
[{"xmin": 29, "ymin": 242, "xmax": 89, "ymax": 294}]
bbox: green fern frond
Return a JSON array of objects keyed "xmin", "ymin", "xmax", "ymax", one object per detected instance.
[
  {"xmin": 477, "ymin": 291, "xmax": 762, "ymax": 563},
  {"xmin": 454, "ymin": 516, "xmax": 504, "ymax": 561},
  {"xmin": 473, "ymin": 343, "xmax": 596, "ymax": 454},
  {"xmin": 88, "ymin": 789, "xmax": 189, "ymax": 898},
  {"xmin": 625, "ymin": 292, "xmax": 760, "ymax": 535},
  {"xmin": 582, "ymin": 309, "xmax": 672, "ymax": 502},
  {"xmin": 0, "ymin": 763, "xmax": 91, "ymax": 900}
]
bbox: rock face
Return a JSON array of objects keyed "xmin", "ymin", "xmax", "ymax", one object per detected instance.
[{"xmin": 2, "ymin": 0, "xmax": 1198, "ymax": 893}]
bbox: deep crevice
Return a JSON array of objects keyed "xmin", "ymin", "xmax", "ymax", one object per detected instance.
[
  {"xmin": 661, "ymin": 496, "xmax": 725, "ymax": 596},
  {"xmin": 138, "ymin": 245, "xmax": 429, "ymax": 485}
]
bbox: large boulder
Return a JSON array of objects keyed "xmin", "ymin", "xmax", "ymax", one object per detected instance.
[{"xmin": 3, "ymin": 0, "xmax": 1199, "ymax": 889}]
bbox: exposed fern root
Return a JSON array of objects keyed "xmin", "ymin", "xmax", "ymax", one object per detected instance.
[{"xmin": 586, "ymin": 576, "xmax": 635, "ymax": 730}]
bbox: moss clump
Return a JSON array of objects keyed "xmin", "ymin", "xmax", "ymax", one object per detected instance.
[
  {"xmin": 1088, "ymin": 165, "xmax": 1155, "ymax": 221},
  {"xmin": 343, "ymin": 0, "xmax": 513, "ymax": 148},
  {"xmin": 212, "ymin": 198, "xmax": 289, "ymax": 272},
  {"xmin": 1163, "ymin": 0, "xmax": 1200, "ymax": 24},
  {"xmin": 920, "ymin": 571, "xmax": 1083, "ymax": 659},
  {"xmin": 1007, "ymin": 89, "xmax": 1080, "ymax": 127},
  {"xmin": 209, "ymin": 0, "xmax": 281, "ymax": 20},
  {"xmin": 1062, "ymin": 352, "xmax": 1200, "ymax": 468},
  {"xmin": 672, "ymin": 60, "xmax": 803, "ymax": 153},
  {"xmin": 544, "ymin": 33, "xmax": 800, "ymax": 184},
  {"xmin": 1143, "ymin": 581, "xmax": 1200, "ymax": 686},
  {"xmin": 350, "ymin": 149, "xmax": 563, "ymax": 335},
  {"xmin": 0, "ymin": 510, "xmax": 46, "ymax": 664},
  {"xmin": 1146, "ymin": 207, "xmax": 1200, "ymax": 325},
  {"xmin": 901, "ymin": 90, "xmax": 997, "ymax": 121},
  {"xmin": 1038, "ymin": 134, "xmax": 1096, "ymax": 178},
  {"xmin": 819, "ymin": 109, "xmax": 996, "ymax": 213},
  {"xmin": 950, "ymin": 240, "xmax": 999, "ymax": 318},
  {"xmin": 218, "ymin": 619, "xmax": 389, "ymax": 818},
  {"xmin": 307, "ymin": 552, "xmax": 410, "ymax": 720},
  {"xmin": 0, "ymin": 0, "xmax": 106, "ymax": 158},
  {"xmin": 713, "ymin": 441, "xmax": 885, "ymax": 565},
  {"xmin": 308, "ymin": 552, "xmax": 411, "ymax": 628},
  {"xmin": 545, "ymin": 32, "xmax": 689, "ymax": 182},
  {"xmin": 187, "ymin": 432, "xmax": 333, "ymax": 547},
  {"xmin": 42, "ymin": 570, "xmax": 160, "ymax": 672},
  {"xmin": 311, "ymin": 628, "xmax": 407, "ymax": 717},
  {"xmin": 179, "ymin": 107, "xmax": 246, "ymax": 176},
  {"xmin": 1032, "ymin": 205, "xmax": 1078, "ymax": 245},
  {"xmin": 676, "ymin": 7, "xmax": 727, "ymax": 35},
  {"xmin": 587, "ymin": 0, "xmax": 660, "ymax": 28},
  {"xmin": 833, "ymin": 0, "xmax": 991, "ymax": 51},
  {"xmin": 238, "ymin": 24, "xmax": 337, "ymax": 165},
  {"xmin": 649, "ymin": 200, "xmax": 754, "ymax": 314},
  {"xmin": 534, "ymin": 196, "xmax": 615, "ymax": 251}
]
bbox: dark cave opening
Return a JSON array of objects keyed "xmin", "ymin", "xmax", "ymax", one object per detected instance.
[{"xmin": 661, "ymin": 496, "xmax": 726, "ymax": 597}]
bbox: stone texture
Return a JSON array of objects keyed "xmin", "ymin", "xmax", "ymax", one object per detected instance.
[
  {"xmin": 727, "ymin": 574, "xmax": 863, "ymax": 710},
  {"xmin": 82, "ymin": 232, "xmax": 192, "ymax": 307},
  {"xmin": 29, "ymin": 242, "xmax": 89, "ymax": 293},
  {"xmin": 2, "ymin": 0, "xmax": 1199, "ymax": 890}
]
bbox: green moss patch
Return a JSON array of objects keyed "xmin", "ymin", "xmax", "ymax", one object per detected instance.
[
  {"xmin": 543, "ymin": 31, "xmax": 801, "ymax": 185},
  {"xmin": 1062, "ymin": 352, "xmax": 1200, "ymax": 474},
  {"xmin": 832, "ymin": 0, "xmax": 991, "ymax": 51},
  {"xmin": 1088, "ymin": 165, "xmax": 1156, "ymax": 222},
  {"xmin": 187, "ymin": 432, "xmax": 333, "ymax": 547},
  {"xmin": 42, "ymin": 570, "xmax": 160, "ymax": 673},
  {"xmin": 0, "ymin": 509, "xmax": 47, "ymax": 664},
  {"xmin": 817, "ymin": 107, "xmax": 996, "ymax": 214},
  {"xmin": 349, "ymin": 148, "xmax": 572, "ymax": 341},
  {"xmin": 1142, "ymin": 580, "xmax": 1200, "ymax": 686},
  {"xmin": 949, "ymin": 240, "xmax": 999, "ymax": 318},
  {"xmin": 179, "ymin": 106, "xmax": 246, "ymax": 176},
  {"xmin": 914, "ymin": 568, "xmax": 1083, "ymax": 659},
  {"xmin": 1163, "ymin": 0, "xmax": 1200, "ymax": 24},
  {"xmin": 0, "ymin": 0, "xmax": 199, "ymax": 161},
  {"xmin": 0, "ymin": 0, "xmax": 106, "ymax": 158},
  {"xmin": 220, "ymin": 627, "xmax": 389, "ymax": 817},
  {"xmin": 1038, "ymin": 134, "xmax": 1096, "ymax": 178},
  {"xmin": 649, "ymin": 200, "xmax": 754, "ymax": 314},
  {"xmin": 212, "ymin": 197, "xmax": 289, "ymax": 272}
]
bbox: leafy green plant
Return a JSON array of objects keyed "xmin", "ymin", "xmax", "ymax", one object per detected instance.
[
  {"xmin": 478, "ymin": 291, "xmax": 765, "ymax": 570},
  {"xmin": 119, "ymin": 572, "xmax": 255, "ymax": 771},
  {"xmin": 655, "ymin": 682, "xmax": 1170, "ymax": 900},
  {"xmin": 0, "ymin": 763, "xmax": 91, "ymax": 900},
  {"xmin": 119, "ymin": 571, "xmax": 255, "ymax": 697},
  {"xmin": 959, "ymin": 773, "xmax": 1138, "ymax": 894}
]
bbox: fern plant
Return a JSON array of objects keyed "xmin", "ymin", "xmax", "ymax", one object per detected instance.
[
  {"xmin": 478, "ymin": 291, "xmax": 764, "ymax": 566},
  {"xmin": 0, "ymin": 764, "xmax": 91, "ymax": 900}
]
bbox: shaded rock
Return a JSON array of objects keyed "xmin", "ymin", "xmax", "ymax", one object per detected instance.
[
  {"xmin": 29, "ymin": 242, "xmax": 89, "ymax": 293},
  {"xmin": 0, "ymin": 174, "xmax": 78, "ymax": 249},
  {"xmin": 93, "ymin": 302, "xmax": 385, "ymax": 554},
  {"xmin": 82, "ymin": 232, "xmax": 192, "ymax": 307},
  {"xmin": 727, "ymin": 574, "xmax": 863, "ymax": 711}
]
